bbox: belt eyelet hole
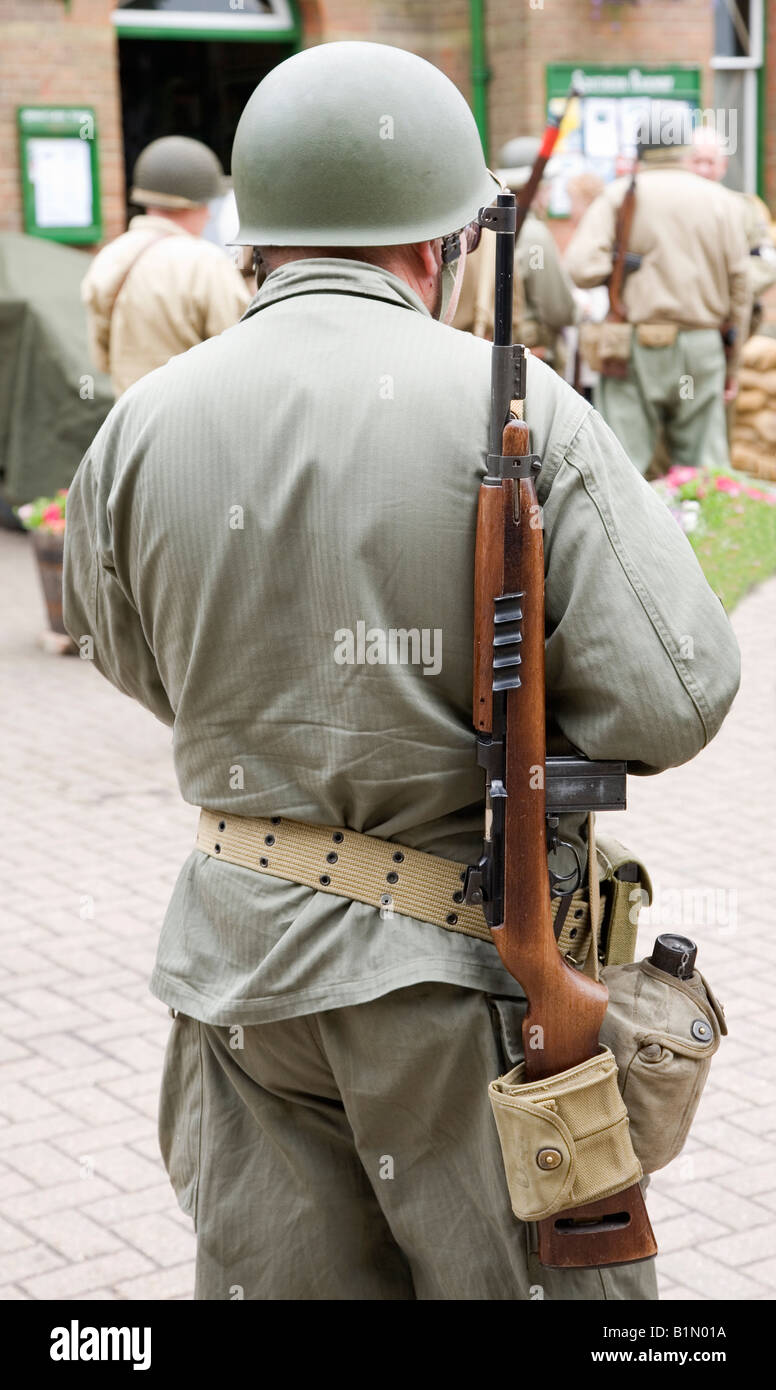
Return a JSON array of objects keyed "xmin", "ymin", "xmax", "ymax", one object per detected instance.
[
  {"xmin": 265, "ymin": 834, "xmax": 275, "ymax": 846},
  {"xmin": 320, "ymin": 874, "xmax": 331, "ymax": 886},
  {"xmin": 214, "ymin": 843, "xmax": 221, "ymax": 854},
  {"xmin": 326, "ymin": 851, "xmax": 338, "ymax": 864},
  {"xmin": 452, "ymin": 890, "xmax": 463, "ymax": 903},
  {"xmin": 392, "ymin": 851, "xmax": 404, "ymax": 863},
  {"xmin": 386, "ymin": 871, "xmax": 398, "ymax": 884},
  {"xmin": 260, "ymin": 856, "xmax": 269, "ymax": 868},
  {"xmin": 218, "ymin": 820, "xmax": 226, "ymax": 832},
  {"xmin": 332, "ymin": 831, "xmax": 344, "ymax": 844},
  {"xmin": 446, "ymin": 913, "xmax": 458, "ymax": 925}
]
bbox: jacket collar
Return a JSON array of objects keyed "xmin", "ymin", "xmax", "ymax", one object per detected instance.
[{"xmin": 242, "ymin": 257, "xmax": 431, "ymax": 322}]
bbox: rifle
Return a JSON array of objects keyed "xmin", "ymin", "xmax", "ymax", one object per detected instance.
[
  {"xmin": 466, "ymin": 189, "xmax": 657, "ymax": 1269},
  {"xmin": 514, "ymin": 84, "xmax": 579, "ymax": 244},
  {"xmin": 599, "ymin": 170, "xmax": 639, "ymax": 380}
]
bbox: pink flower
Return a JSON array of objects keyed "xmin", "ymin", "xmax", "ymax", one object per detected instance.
[
  {"xmin": 714, "ymin": 476, "xmax": 741, "ymax": 496},
  {"xmin": 43, "ymin": 517, "xmax": 66, "ymax": 534},
  {"xmin": 665, "ymin": 466, "xmax": 698, "ymax": 487},
  {"xmin": 42, "ymin": 503, "xmax": 63, "ymax": 522}
]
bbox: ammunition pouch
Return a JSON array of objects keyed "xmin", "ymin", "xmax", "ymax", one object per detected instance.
[
  {"xmin": 636, "ymin": 322, "xmax": 679, "ymax": 349},
  {"xmin": 489, "ymin": 1046, "xmax": 642, "ymax": 1222},
  {"xmin": 600, "ymin": 958, "xmax": 726, "ymax": 1174},
  {"xmin": 578, "ymin": 321, "xmax": 633, "ymax": 376},
  {"xmin": 598, "ymin": 321, "xmax": 633, "ymax": 378},
  {"xmin": 596, "ymin": 832, "xmax": 651, "ymax": 969}
]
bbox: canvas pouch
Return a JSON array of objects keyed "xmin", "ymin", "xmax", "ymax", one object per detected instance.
[
  {"xmin": 600, "ymin": 958, "xmax": 726, "ymax": 1174},
  {"xmin": 636, "ymin": 322, "xmax": 679, "ymax": 348},
  {"xmin": 488, "ymin": 1045, "xmax": 642, "ymax": 1222}
]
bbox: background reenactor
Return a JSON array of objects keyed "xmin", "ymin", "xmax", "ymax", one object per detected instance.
[
  {"xmin": 64, "ymin": 45, "xmax": 740, "ymax": 1301},
  {"xmin": 686, "ymin": 125, "xmax": 776, "ymax": 338},
  {"xmin": 565, "ymin": 104, "xmax": 752, "ymax": 475},
  {"xmin": 454, "ymin": 136, "xmax": 576, "ymax": 368},
  {"xmin": 81, "ymin": 136, "xmax": 251, "ymax": 396}
]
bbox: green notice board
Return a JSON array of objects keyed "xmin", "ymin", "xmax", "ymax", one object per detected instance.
[
  {"xmin": 17, "ymin": 106, "xmax": 102, "ymax": 244},
  {"xmin": 544, "ymin": 64, "xmax": 702, "ymax": 216}
]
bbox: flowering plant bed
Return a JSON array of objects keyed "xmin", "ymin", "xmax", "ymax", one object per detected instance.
[
  {"xmin": 15, "ymin": 490, "xmax": 67, "ymax": 533},
  {"xmin": 653, "ymin": 466, "xmax": 776, "ymax": 612}
]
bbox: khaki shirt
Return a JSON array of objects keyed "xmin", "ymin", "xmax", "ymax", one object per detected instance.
[
  {"xmin": 63, "ymin": 259, "xmax": 740, "ymax": 1025},
  {"xmin": 454, "ymin": 213, "xmax": 576, "ymax": 356},
  {"xmin": 81, "ymin": 213, "xmax": 252, "ymax": 396},
  {"xmin": 565, "ymin": 162, "xmax": 752, "ymax": 374}
]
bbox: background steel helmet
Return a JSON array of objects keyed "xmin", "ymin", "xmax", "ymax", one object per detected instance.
[
  {"xmin": 496, "ymin": 135, "xmax": 559, "ymax": 190},
  {"xmin": 497, "ymin": 136, "xmax": 540, "ymax": 171},
  {"xmin": 231, "ymin": 41, "xmax": 499, "ymax": 246},
  {"xmin": 131, "ymin": 136, "xmax": 226, "ymax": 210}
]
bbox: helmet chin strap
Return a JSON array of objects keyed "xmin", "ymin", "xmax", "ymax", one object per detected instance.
[{"xmin": 440, "ymin": 236, "xmax": 468, "ymax": 325}]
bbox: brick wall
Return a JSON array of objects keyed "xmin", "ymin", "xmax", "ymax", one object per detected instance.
[
  {"xmin": 2, "ymin": 0, "xmax": 766, "ymax": 250},
  {"xmin": 487, "ymin": 0, "xmax": 715, "ymax": 160},
  {"xmin": 0, "ymin": 0, "xmax": 125, "ymax": 243}
]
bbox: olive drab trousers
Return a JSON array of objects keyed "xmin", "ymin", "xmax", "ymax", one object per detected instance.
[
  {"xmin": 595, "ymin": 328, "xmax": 729, "ymax": 476},
  {"xmin": 159, "ymin": 982, "xmax": 657, "ymax": 1301}
]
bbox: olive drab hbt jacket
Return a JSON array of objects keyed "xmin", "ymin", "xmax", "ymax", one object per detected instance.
[
  {"xmin": 81, "ymin": 213, "xmax": 252, "ymax": 397},
  {"xmin": 63, "ymin": 258, "xmax": 741, "ymax": 1026}
]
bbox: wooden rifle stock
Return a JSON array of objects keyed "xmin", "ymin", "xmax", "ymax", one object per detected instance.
[{"xmin": 470, "ymin": 189, "xmax": 655, "ymax": 1267}]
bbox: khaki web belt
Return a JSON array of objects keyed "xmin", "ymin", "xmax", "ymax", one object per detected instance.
[{"xmin": 196, "ymin": 809, "xmax": 603, "ymax": 968}]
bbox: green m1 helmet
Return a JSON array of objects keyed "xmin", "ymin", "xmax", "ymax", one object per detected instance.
[
  {"xmin": 497, "ymin": 136, "xmax": 540, "ymax": 171},
  {"xmin": 231, "ymin": 41, "xmax": 499, "ymax": 246},
  {"xmin": 131, "ymin": 136, "xmax": 226, "ymax": 209}
]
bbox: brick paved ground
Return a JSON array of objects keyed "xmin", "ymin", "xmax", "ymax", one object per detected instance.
[{"xmin": 1, "ymin": 527, "xmax": 774, "ymax": 1300}]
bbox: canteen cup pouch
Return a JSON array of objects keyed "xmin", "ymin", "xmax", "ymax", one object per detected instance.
[
  {"xmin": 600, "ymin": 958, "xmax": 726, "ymax": 1174},
  {"xmin": 488, "ymin": 1046, "xmax": 642, "ymax": 1222}
]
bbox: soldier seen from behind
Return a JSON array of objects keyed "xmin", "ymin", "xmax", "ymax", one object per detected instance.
[
  {"xmin": 81, "ymin": 136, "xmax": 251, "ymax": 397},
  {"xmin": 565, "ymin": 101, "xmax": 752, "ymax": 474},
  {"xmin": 63, "ymin": 47, "xmax": 740, "ymax": 1301}
]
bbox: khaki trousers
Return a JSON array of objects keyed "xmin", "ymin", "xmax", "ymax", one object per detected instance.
[
  {"xmin": 595, "ymin": 328, "xmax": 729, "ymax": 476},
  {"xmin": 159, "ymin": 982, "xmax": 658, "ymax": 1301}
]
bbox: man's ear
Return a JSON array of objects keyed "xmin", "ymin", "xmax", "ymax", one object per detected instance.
[{"xmin": 412, "ymin": 239, "xmax": 442, "ymax": 279}]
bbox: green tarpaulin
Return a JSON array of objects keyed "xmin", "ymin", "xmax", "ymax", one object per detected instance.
[{"xmin": 0, "ymin": 233, "xmax": 113, "ymax": 508}]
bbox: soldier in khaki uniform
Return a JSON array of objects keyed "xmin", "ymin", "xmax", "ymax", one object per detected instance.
[
  {"xmin": 454, "ymin": 137, "xmax": 576, "ymax": 368},
  {"xmin": 82, "ymin": 136, "xmax": 251, "ymax": 396},
  {"xmin": 685, "ymin": 125, "xmax": 776, "ymax": 335},
  {"xmin": 565, "ymin": 107, "xmax": 752, "ymax": 475},
  {"xmin": 63, "ymin": 46, "xmax": 740, "ymax": 1301}
]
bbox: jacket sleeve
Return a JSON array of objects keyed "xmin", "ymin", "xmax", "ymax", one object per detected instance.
[
  {"xmin": 723, "ymin": 200, "xmax": 754, "ymax": 377},
  {"xmin": 63, "ymin": 431, "xmax": 175, "ymax": 729},
  {"xmin": 519, "ymin": 221, "xmax": 577, "ymax": 332},
  {"xmin": 564, "ymin": 192, "xmax": 617, "ymax": 289},
  {"xmin": 540, "ymin": 402, "xmax": 740, "ymax": 773}
]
